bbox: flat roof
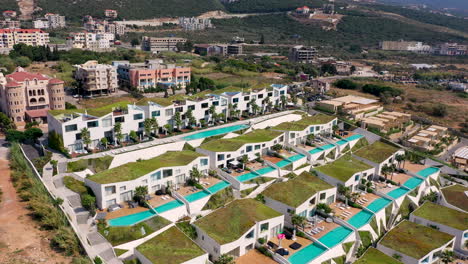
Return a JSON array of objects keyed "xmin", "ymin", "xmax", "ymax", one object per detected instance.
[
  {"xmin": 412, "ymin": 202, "xmax": 468, "ymax": 230},
  {"xmin": 453, "ymin": 146, "xmax": 468, "ymax": 160},
  {"xmin": 199, "ymin": 129, "xmax": 283, "ymax": 152},
  {"xmin": 136, "ymin": 226, "xmax": 205, "ymax": 264},
  {"xmin": 87, "ymin": 151, "xmax": 205, "ymax": 184},
  {"xmin": 272, "ymin": 113, "xmax": 336, "ymax": 131},
  {"xmin": 263, "ymin": 172, "xmax": 334, "ymax": 208},
  {"xmin": 441, "ymin": 184, "xmax": 468, "ymax": 212},
  {"xmin": 354, "ymin": 141, "xmax": 400, "ymax": 163},
  {"xmin": 355, "ymin": 248, "xmax": 403, "ymax": 264},
  {"xmin": 315, "ymin": 154, "xmax": 373, "ymax": 182},
  {"xmin": 49, "ymin": 101, "xmax": 132, "ymax": 118},
  {"xmin": 194, "ymin": 199, "xmax": 282, "ymax": 244},
  {"xmin": 379, "ymin": 221, "xmax": 453, "ymax": 260}
]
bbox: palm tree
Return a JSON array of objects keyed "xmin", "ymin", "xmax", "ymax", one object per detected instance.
[
  {"xmin": 280, "ymin": 95, "xmax": 287, "ymax": 110},
  {"xmin": 249, "ymin": 99, "xmax": 258, "ymax": 115},
  {"xmin": 133, "ymin": 186, "xmax": 148, "ymax": 205},
  {"xmin": 143, "ymin": 118, "xmax": 153, "ymax": 138},
  {"xmin": 381, "ymin": 164, "xmax": 391, "ymax": 180},
  {"xmin": 291, "ymin": 214, "xmax": 307, "ymax": 236},
  {"xmin": 81, "ymin": 127, "xmax": 91, "ymax": 149},
  {"xmin": 163, "ymin": 124, "xmax": 172, "ymax": 135},
  {"xmin": 151, "ymin": 117, "xmax": 159, "ymax": 137},
  {"xmin": 209, "ymin": 105, "xmax": 216, "ymax": 123},
  {"xmin": 395, "ymin": 154, "xmax": 405, "ymax": 170},
  {"xmin": 114, "ymin": 122, "xmax": 123, "ymax": 145},
  {"xmin": 186, "ymin": 109, "xmax": 195, "ymax": 128},
  {"xmin": 174, "ymin": 111, "xmax": 182, "ymax": 131},
  {"xmin": 190, "ymin": 167, "xmax": 202, "ymax": 183},
  {"xmin": 440, "ymin": 250, "xmax": 454, "ymax": 264}
]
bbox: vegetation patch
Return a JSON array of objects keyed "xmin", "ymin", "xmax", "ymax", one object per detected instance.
[
  {"xmin": 359, "ymin": 231, "xmax": 372, "ymax": 248},
  {"xmin": 241, "ymin": 186, "xmax": 258, "ymax": 198},
  {"xmin": 202, "ymin": 187, "xmax": 234, "ymax": 210},
  {"xmin": 176, "ymin": 221, "xmax": 198, "ymax": 240},
  {"xmin": 200, "ymin": 129, "xmax": 283, "ymax": 152},
  {"xmin": 441, "ymin": 184, "xmax": 468, "ymax": 212},
  {"xmin": 398, "ymin": 197, "xmax": 414, "ymax": 221},
  {"xmin": 315, "ymin": 154, "xmax": 372, "ymax": 182},
  {"xmin": 412, "ymin": 202, "xmax": 467, "ymax": 230},
  {"xmin": 333, "ymin": 255, "xmax": 346, "ymax": 264},
  {"xmin": 342, "ymin": 242, "xmax": 354, "ymax": 254},
  {"xmin": 354, "ymin": 141, "xmax": 399, "ymax": 163},
  {"xmin": 67, "ymin": 156, "xmax": 113, "ymax": 173},
  {"xmin": 370, "ymin": 218, "xmax": 378, "ymax": 234},
  {"xmin": 355, "ymin": 248, "xmax": 403, "ymax": 264},
  {"xmin": 63, "ymin": 176, "xmax": 87, "ymax": 195},
  {"xmin": 273, "ymin": 114, "xmax": 335, "ymax": 131},
  {"xmin": 114, "ymin": 248, "xmax": 128, "ymax": 257}
]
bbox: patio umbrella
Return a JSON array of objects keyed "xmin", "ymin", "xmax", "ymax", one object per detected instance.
[
  {"xmin": 292, "ymin": 229, "xmax": 297, "ymax": 241},
  {"xmin": 230, "ymin": 160, "xmax": 240, "ymax": 167},
  {"xmin": 277, "ymin": 233, "xmax": 286, "ymax": 248}
]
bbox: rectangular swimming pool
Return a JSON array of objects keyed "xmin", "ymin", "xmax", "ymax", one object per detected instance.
[
  {"xmin": 154, "ymin": 200, "xmax": 184, "ymax": 214},
  {"xmin": 288, "ymin": 154, "xmax": 305, "ymax": 162},
  {"xmin": 416, "ymin": 167, "xmax": 439, "ymax": 178},
  {"xmin": 403, "ymin": 177, "xmax": 424, "ymax": 190},
  {"xmin": 237, "ymin": 172, "xmax": 260, "ymax": 182},
  {"xmin": 366, "ymin": 198, "xmax": 392, "ymax": 213},
  {"xmin": 182, "ymin": 124, "xmax": 249, "ymax": 141},
  {"xmin": 321, "ymin": 144, "xmax": 336, "ymax": 150},
  {"xmin": 256, "ymin": 166, "xmax": 276, "ymax": 175},
  {"xmin": 289, "ymin": 243, "xmax": 327, "ymax": 264},
  {"xmin": 345, "ymin": 134, "xmax": 363, "ymax": 141},
  {"xmin": 207, "ymin": 181, "xmax": 230, "ymax": 193},
  {"xmin": 108, "ymin": 200, "xmax": 184, "ymax": 226},
  {"xmin": 347, "ymin": 210, "xmax": 374, "ymax": 229},
  {"xmin": 318, "ymin": 226, "xmax": 354, "ymax": 248},
  {"xmin": 387, "ymin": 187, "xmax": 409, "ymax": 199},
  {"xmin": 336, "ymin": 140, "xmax": 348, "ymax": 145},
  {"xmin": 276, "ymin": 159, "xmax": 292, "ymax": 168},
  {"xmin": 309, "ymin": 148, "xmax": 324, "ymax": 155},
  {"xmin": 185, "ymin": 190, "xmax": 211, "ymax": 203}
]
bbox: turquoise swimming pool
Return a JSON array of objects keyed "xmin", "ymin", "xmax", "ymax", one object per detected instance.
[
  {"xmin": 185, "ymin": 190, "xmax": 211, "ymax": 203},
  {"xmin": 256, "ymin": 166, "xmax": 276, "ymax": 175},
  {"xmin": 321, "ymin": 144, "xmax": 335, "ymax": 150},
  {"xmin": 276, "ymin": 159, "xmax": 292, "ymax": 168},
  {"xmin": 289, "ymin": 154, "xmax": 306, "ymax": 162},
  {"xmin": 289, "ymin": 243, "xmax": 327, "ymax": 264},
  {"xmin": 336, "ymin": 140, "xmax": 348, "ymax": 145},
  {"xmin": 207, "ymin": 181, "xmax": 230, "ymax": 193},
  {"xmin": 237, "ymin": 172, "xmax": 259, "ymax": 182},
  {"xmin": 387, "ymin": 187, "xmax": 409, "ymax": 199},
  {"xmin": 319, "ymin": 226, "xmax": 354, "ymax": 248},
  {"xmin": 155, "ymin": 200, "xmax": 184, "ymax": 214},
  {"xmin": 346, "ymin": 134, "xmax": 363, "ymax": 141},
  {"xmin": 309, "ymin": 148, "xmax": 324, "ymax": 155},
  {"xmin": 416, "ymin": 167, "xmax": 439, "ymax": 178},
  {"xmin": 366, "ymin": 198, "xmax": 392, "ymax": 213},
  {"xmin": 182, "ymin": 124, "xmax": 249, "ymax": 140},
  {"xmin": 403, "ymin": 177, "xmax": 424, "ymax": 190},
  {"xmin": 347, "ymin": 210, "xmax": 374, "ymax": 229}
]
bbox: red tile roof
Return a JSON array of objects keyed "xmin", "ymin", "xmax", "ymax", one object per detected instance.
[
  {"xmin": 5, "ymin": 81, "xmax": 21, "ymax": 87},
  {"xmin": 3, "ymin": 10, "xmax": 16, "ymax": 13},
  {"xmin": 0, "ymin": 28, "xmax": 45, "ymax": 33},
  {"xmin": 49, "ymin": 78, "xmax": 64, "ymax": 84},
  {"xmin": 26, "ymin": 109, "xmax": 48, "ymax": 118},
  {"xmin": 7, "ymin": 71, "xmax": 49, "ymax": 82}
]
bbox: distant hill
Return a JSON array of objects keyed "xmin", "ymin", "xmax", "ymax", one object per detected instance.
[{"xmin": 380, "ymin": 0, "xmax": 468, "ymax": 15}]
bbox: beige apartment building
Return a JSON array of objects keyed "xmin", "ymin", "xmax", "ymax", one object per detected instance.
[
  {"xmin": 0, "ymin": 28, "xmax": 49, "ymax": 49},
  {"xmin": 0, "ymin": 67, "xmax": 65, "ymax": 123},
  {"xmin": 406, "ymin": 125, "xmax": 449, "ymax": 151},
  {"xmin": 74, "ymin": 60, "xmax": 118, "ymax": 95},
  {"xmin": 361, "ymin": 111, "xmax": 411, "ymax": 133},
  {"xmin": 141, "ymin": 36, "xmax": 187, "ymax": 53},
  {"xmin": 317, "ymin": 95, "xmax": 383, "ymax": 120}
]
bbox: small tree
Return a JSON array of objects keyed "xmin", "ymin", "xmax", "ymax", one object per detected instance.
[
  {"xmin": 291, "ymin": 214, "xmax": 306, "ymax": 231},
  {"xmin": 129, "ymin": 130, "xmax": 138, "ymax": 142},
  {"xmin": 133, "ymin": 186, "xmax": 148, "ymax": 205},
  {"xmin": 143, "ymin": 118, "xmax": 153, "ymax": 138},
  {"xmin": 241, "ymin": 154, "xmax": 249, "ymax": 165},
  {"xmin": 80, "ymin": 127, "xmax": 91, "ymax": 149},
  {"xmin": 280, "ymin": 95, "xmax": 287, "ymax": 110},
  {"xmin": 440, "ymin": 250, "xmax": 454, "ymax": 264},
  {"xmin": 190, "ymin": 167, "xmax": 202, "ymax": 183},
  {"xmin": 395, "ymin": 154, "xmax": 405, "ymax": 169},
  {"xmin": 114, "ymin": 122, "xmax": 123, "ymax": 144},
  {"xmin": 381, "ymin": 164, "xmax": 391, "ymax": 180},
  {"xmin": 214, "ymin": 254, "xmax": 234, "ymax": 264},
  {"xmin": 24, "ymin": 127, "xmax": 43, "ymax": 142},
  {"xmin": 100, "ymin": 137, "xmax": 108, "ymax": 149},
  {"xmin": 151, "ymin": 117, "xmax": 159, "ymax": 136},
  {"xmin": 272, "ymin": 144, "xmax": 282, "ymax": 152},
  {"xmin": 163, "ymin": 124, "xmax": 172, "ymax": 135},
  {"xmin": 209, "ymin": 105, "xmax": 216, "ymax": 123},
  {"xmin": 174, "ymin": 111, "xmax": 182, "ymax": 131},
  {"xmin": 186, "ymin": 109, "xmax": 195, "ymax": 128}
]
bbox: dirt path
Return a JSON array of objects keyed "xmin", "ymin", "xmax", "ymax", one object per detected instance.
[
  {"xmin": 17, "ymin": 0, "xmax": 37, "ymax": 20},
  {"xmin": 0, "ymin": 146, "xmax": 71, "ymax": 264}
]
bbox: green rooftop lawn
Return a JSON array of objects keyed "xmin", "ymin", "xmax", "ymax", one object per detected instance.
[
  {"xmin": 200, "ymin": 129, "xmax": 283, "ymax": 152},
  {"xmin": 441, "ymin": 184, "xmax": 468, "ymax": 212},
  {"xmin": 413, "ymin": 202, "xmax": 468, "ymax": 230},
  {"xmin": 354, "ymin": 141, "xmax": 400, "ymax": 163},
  {"xmin": 49, "ymin": 101, "xmax": 131, "ymax": 117},
  {"xmin": 263, "ymin": 171, "xmax": 334, "ymax": 207},
  {"xmin": 194, "ymin": 199, "xmax": 282, "ymax": 244},
  {"xmin": 136, "ymin": 226, "xmax": 205, "ymax": 264},
  {"xmin": 355, "ymin": 248, "xmax": 403, "ymax": 264},
  {"xmin": 67, "ymin": 156, "xmax": 113, "ymax": 173},
  {"xmin": 99, "ymin": 216, "xmax": 171, "ymax": 246},
  {"xmin": 273, "ymin": 114, "xmax": 336, "ymax": 131},
  {"xmin": 87, "ymin": 151, "xmax": 204, "ymax": 184},
  {"xmin": 315, "ymin": 154, "xmax": 373, "ymax": 182},
  {"xmin": 379, "ymin": 220, "xmax": 454, "ymax": 260}
]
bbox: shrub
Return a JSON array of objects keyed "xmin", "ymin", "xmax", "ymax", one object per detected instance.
[
  {"xmin": 176, "ymin": 221, "xmax": 197, "ymax": 240},
  {"xmin": 334, "ymin": 79, "xmax": 359, "ymax": 90}
]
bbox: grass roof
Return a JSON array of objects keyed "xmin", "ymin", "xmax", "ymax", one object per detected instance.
[
  {"xmin": 136, "ymin": 226, "xmax": 205, "ymax": 264},
  {"xmin": 441, "ymin": 184, "xmax": 468, "ymax": 212},
  {"xmin": 199, "ymin": 129, "xmax": 283, "ymax": 152},
  {"xmin": 315, "ymin": 154, "xmax": 373, "ymax": 182},
  {"xmin": 354, "ymin": 141, "xmax": 400, "ymax": 163},
  {"xmin": 87, "ymin": 151, "xmax": 204, "ymax": 184},
  {"xmin": 355, "ymin": 248, "xmax": 403, "ymax": 264},
  {"xmin": 263, "ymin": 171, "xmax": 334, "ymax": 207},
  {"xmin": 194, "ymin": 199, "xmax": 282, "ymax": 244},
  {"xmin": 49, "ymin": 101, "xmax": 132, "ymax": 117},
  {"xmin": 379, "ymin": 221, "xmax": 454, "ymax": 260},
  {"xmin": 412, "ymin": 202, "xmax": 468, "ymax": 230},
  {"xmin": 272, "ymin": 114, "xmax": 336, "ymax": 131}
]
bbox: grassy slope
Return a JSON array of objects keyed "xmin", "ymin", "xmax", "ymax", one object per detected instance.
[{"xmin": 223, "ymin": 0, "xmax": 326, "ymax": 13}]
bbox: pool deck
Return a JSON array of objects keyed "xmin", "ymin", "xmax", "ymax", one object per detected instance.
[
  {"xmin": 302, "ymin": 221, "xmax": 340, "ymax": 240},
  {"xmin": 402, "ymin": 162, "xmax": 428, "ymax": 174},
  {"xmin": 357, "ymin": 193, "xmax": 381, "ymax": 207},
  {"xmin": 330, "ymin": 202, "xmax": 363, "ymax": 221},
  {"xmin": 102, "ymin": 195, "xmax": 175, "ymax": 220},
  {"xmin": 236, "ymin": 249, "xmax": 278, "ymax": 264},
  {"xmin": 177, "ymin": 185, "xmax": 204, "ymax": 196},
  {"xmin": 387, "ymin": 173, "xmax": 413, "ymax": 186},
  {"xmin": 278, "ymin": 149, "xmax": 297, "ymax": 158},
  {"xmin": 263, "ymin": 155, "xmax": 283, "ymax": 164},
  {"xmin": 269, "ymin": 236, "xmax": 312, "ymax": 257}
]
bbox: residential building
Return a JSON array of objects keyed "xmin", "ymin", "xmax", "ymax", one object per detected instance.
[
  {"xmin": 448, "ymin": 82, "xmax": 467, "ymax": 93},
  {"xmin": 193, "ymin": 199, "xmax": 284, "ymax": 260},
  {"xmin": 178, "ymin": 17, "xmax": 213, "ymax": 31},
  {"xmin": 272, "ymin": 113, "xmax": 337, "ymax": 145},
  {"xmin": 135, "ymin": 226, "xmax": 209, "ymax": 264},
  {"xmin": 0, "ymin": 67, "xmax": 64, "ymax": 123},
  {"xmin": 197, "ymin": 129, "xmax": 285, "ymax": 169},
  {"xmin": 295, "ymin": 6, "xmax": 311, "ymax": 14},
  {"xmin": 440, "ymin": 184, "xmax": 468, "ymax": 213},
  {"xmin": 379, "ymin": 40, "xmax": 431, "ymax": 53},
  {"xmin": 263, "ymin": 171, "xmax": 336, "ymax": 225},
  {"xmin": 314, "ymin": 154, "xmax": 374, "ymax": 191},
  {"xmin": 85, "ymin": 150, "xmax": 209, "ymax": 209},
  {"xmin": 0, "ymin": 19, "xmax": 20, "ymax": 28},
  {"xmin": 34, "ymin": 13, "xmax": 66, "ymax": 29},
  {"xmin": 451, "ymin": 146, "xmax": 468, "ymax": 171},
  {"xmin": 435, "ymin": 43, "xmax": 467, "ymax": 56},
  {"xmin": 84, "ymin": 17, "xmax": 126, "ymax": 35},
  {"xmin": 194, "ymin": 44, "xmax": 242, "ymax": 56},
  {"xmin": 377, "ymin": 220, "xmax": 455, "ymax": 264},
  {"xmin": 73, "ymin": 60, "xmax": 118, "ymax": 96},
  {"xmin": 360, "ymin": 111, "xmax": 411, "ymax": 133},
  {"xmin": 114, "ymin": 59, "xmax": 191, "ymax": 90},
  {"xmin": 410, "ymin": 202, "xmax": 468, "ymax": 255},
  {"xmin": 309, "ymin": 79, "xmax": 331, "ymax": 94},
  {"xmin": 317, "ymin": 95, "xmax": 383, "ymax": 120},
  {"xmin": 289, "ymin": 45, "xmax": 318, "ymax": 63},
  {"xmin": 47, "ymin": 84, "xmax": 289, "ymax": 153},
  {"xmin": 141, "ymin": 36, "xmax": 187, "ymax": 53},
  {"xmin": 33, "ymin": 19, "xmax": 49, "ymax": 29},
  {"xmin": 2, "ymin": 10, "xmax": 17, "ymax": 19},
  {"xmin": 0, "ymin": 28, "xmax": 49, "ymax": 49},
  {"xmin": 227, "ymin": 44, "xmax": 242, "ymax": 55},
  {"xmin": 353, "ymin": 140, "xmax": 404, "ymax": 175},
  {"xmin": 67, "ymin": 32, "xmax": 115, "ymax": 50},
  {"xmin": 406, "ymin": 125, "xmax": 448, "ymax": 151},
  {"xmin": 104, "ymin": 9, "xmax": 118, "ymax": 19}
]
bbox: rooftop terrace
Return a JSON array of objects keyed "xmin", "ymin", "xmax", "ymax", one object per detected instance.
[
  {"xmin": 272, "ymin": 113, "xmax": 335, "ymax": 131},
  {"xmin": 353, "ymin": 141, "xmax": 400, "ymax": 163},
  {"xmin": 315, "ymin": 154, "xmax": 373, "ymax": 182},
  {"xmin": 379, "ymin": 220, "xmax": 454, "ymax": 260},
  {"xmin": 412, "ymin": 202, "xmax": 468, "ymax": 230},
  {"xmin": 87, "ymin": 151, "xmax": 204, "ymax": 184},
  {"xmin": 136, "ymin": 226, "xmax": 205, "ymax": 264},
  {"xmin": 49, "ymin": 101, "xmax": 132, "ymax": 118},
  {"xmin": 194, "ymin": 199, "xmax": 282, "ymax": 244},
  {"xmin": 441, "ymin": 184, "xmax": 468, "ymax": 212},
  {"xmin": 262, "ymin": 172, "xmax": 333, "ymax": 207},
  {"xmin": 355, "ymin": 248, "xmax": 403, "ymax": 264},
  {"xmin": 199, "ymin": 129, "xmax": 283, "ymax": 152}
]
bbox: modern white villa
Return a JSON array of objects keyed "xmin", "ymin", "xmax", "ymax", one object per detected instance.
[
  {"xmin": 410, "ymin": 202, "xmax": 468, "ymax": 255},
  {"xmin": 85, "ymin": 150, "xmax": 209, "ymax": 209},
  {"xmin": 262, "ymin": 171, "xmax": 336, "ymax": 225},
  {"xmin": 377, "ymin": 220, "xmax": 455, "ymax": 264},
  {"xmin": 193, "ymin": 199, "xmax": 284, "ymax": 261},
  {"xmin": 47, "ymin": 84, "xmax": 288, "ymax": 153},
  {"xmin": 353, "ymin": 140, "xmax": 404, "ymax": 175}
]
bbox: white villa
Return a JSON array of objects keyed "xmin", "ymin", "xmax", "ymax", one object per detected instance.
[{"xmin": 353, "ymin": 140, "xmax": 404, "ymax": 175}]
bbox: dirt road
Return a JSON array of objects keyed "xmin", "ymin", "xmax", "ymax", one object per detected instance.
[{"xmin": 0, "ymin": 141, "xmax": 71, "ymax": 264}]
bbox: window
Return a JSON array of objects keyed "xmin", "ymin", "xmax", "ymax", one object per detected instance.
[
  {"xmin": 102, "ymin": 116, "xmax": 112, "ymax": 127},
  {"xmin": 119, "ymin": 186, "xmax": 126, "ymax": 192},
  {"xmin": 75, "ymin": 133, "xmax": 82, "ymax": 140},
  {"xmin": 310, "ymin": 197, "xmax": 316, "ymax": 204},
  {"xmin": 260, "ymin": 223, "xmax": 269, "ymax": 232},
  {"xmin": 280, "ymin": 91, "xmax": 285, "ymax": 95},
  {"xmin": 138, "ymin": 122, "xmax": 144, "ymax": 128},
  {"xmin": 245, "ymin": 230, "xmax": 254, "ymax": 239},
  {"xmin": 201, "ymin": 103, "xmax": 208, "ymax": 108},
  {"xmin": 333, "ymin": 120, "xmax": 337, "ymax": 126},
  {"xmin": 142, "ymin": 179, "xmax": 148, "ymax": 184},
  {"xmin": 204, "ymin": 110, "xmax": 209, "ymax": 116},
  {"xmin": 151, "ymin": 171, "xmax": 161, "ymax": 181},
  {"xmin": 200, "ymin": 159, "xmax": 208, "ymax": 166},
  {"xmin": 291, "ymin": 133, "xmax": 296, "ymax": 139},
  {"xmin": 354, "ymin": 175, "xmax": 360, "ymax": 181},
  {"xmin": 233, "ymin": 98, "xmax": 239, "ymax": 103},
  {"xmin": 268, "ymin": 92, "xmax": 273, "ymax": 97},
  {"xmin": 246, "ymin": 146, "xmax": 253, "ymax": 152},
  {"xmin": 175, "ymin": 107, "xmax": 183, "ymax": 113},
  {"xmin": 320, "ymin": 193, "xmax": 326, "ymax": 200},
  {"xmin": 188, "ymin": 105, "xmax": 195, "ymax": 110},
  {"xmin": 258, "ymin": 94, "xmax": 263, "ymax": 99},
  {"xmin": 162, "ymin": 169, "xmax": 173, "ymax": 178},
  {"xmin": 310, "ymin": 127, "xmax": 314, "ymax": 133},
  {"xmin": 244, "ymin": 96, "xmax": 250, "ymax": 101},
  {"xmin": 115, "ymin": 116, "xmax": 125, "ymax": 123},
  {"xmin": 105, "ymin": 186, "xmax": 116, "ymax": 195},
  {"xmin": 87, "ymin": 121, "xmax": 99, "ymax": 128},
  {"xmin": 217, "ymin": 154, "xmax": 225, "ymax": 161},
  {"xmin": 254, "ymin": 145, "xmax": 260, "ymax": 150},
  {"xmin": 212, "ymin": 101, "xmax": 219, "ymax": 106},
  {"xmin": 133, "ymin": 113, "xmax": 143, "ymax": 120},
  {"xmin": 165, "ymin": 109, "xmax": 173, "ymax": 116},
  {"xmin": 298, "ymin": 210, "xmax": 307, "ymax": 217},
  {"xmin": 65, "ymin": 124, "xmax": 77, "ymax": 132},
  {"xmin": 152, "ymin": 110, "xmax": 160, "ymax": 117},
  {"xmin": 262, "ymin": 144, "xmax": 265, "ymax": 147}
]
